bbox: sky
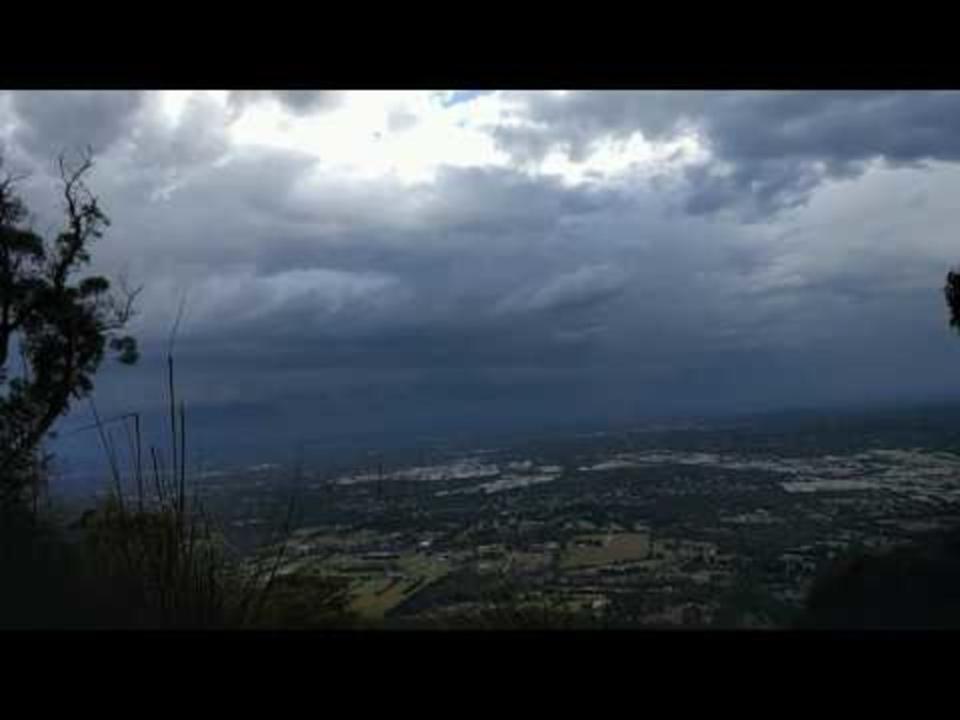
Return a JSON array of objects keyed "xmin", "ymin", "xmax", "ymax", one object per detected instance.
[{"xmin": 3, "ymin": 90, "xmax": 960, "ymax": 467}]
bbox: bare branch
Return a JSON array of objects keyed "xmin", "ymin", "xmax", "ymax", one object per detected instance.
[
  {"xmin": 60, "ymin": 411, "xmax": 139, "ymax": 438},
  {"xmin": 100, "ymin": 275, "xmax": 143, "ymax": 331},
  {"xmin": 0, "ymin": 152, "xmax": 31, "ymax": 195},
  {"xmin": 117, "ymin": 274, "xmax": 144, "ymax": 324},
  {"xmin": 58, "ymin": 150, "xmax": 94, "ymax": 221},
  {"xmin": 52, "ymin": 148, "xmax": 103, "ymax": 290}
]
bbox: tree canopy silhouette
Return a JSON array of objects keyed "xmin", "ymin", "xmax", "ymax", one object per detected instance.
[
  {"xmin": 0, "ymin": 149, "xmax": 139, "ymax": 506},
  {"xmin": 945, "ymin": 270, "xmax": 960, "ymax": 332}
]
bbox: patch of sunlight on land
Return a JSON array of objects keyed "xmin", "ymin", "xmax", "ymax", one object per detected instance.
[
  {"xmin": 342, "ymin": 552, "xmax": 453, "ymax": 620},
  {"xmin": 560, "ymin": 532, "xmax": 652, "ymax": 570}
]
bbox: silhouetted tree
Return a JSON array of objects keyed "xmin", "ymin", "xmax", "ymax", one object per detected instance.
[
  {"xmin": 945, "ymin": 270, "xmax": 960, "ymax": 332},
  {"xmin": 0, "ymin": 149, "xmax": 139, "ymax": 507}
]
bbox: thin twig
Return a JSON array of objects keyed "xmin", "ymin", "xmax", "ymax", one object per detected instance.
[
  {"xmin": 89, "ymin": 397, "xmax": 123, "ymax": 509},
  {"xmin": 151, "ymin": 445, "xmax": 164, "ymax": 506}
]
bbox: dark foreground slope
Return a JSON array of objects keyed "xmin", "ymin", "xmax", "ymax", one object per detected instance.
[{"xmin": 796, "ymin": 527, "xmax": 960, "ymax": 629}]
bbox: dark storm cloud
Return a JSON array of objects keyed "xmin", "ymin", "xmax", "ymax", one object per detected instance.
[
  {"xmin": 8, "ymin": 91, "xmax": 148, "ymax": 160},
  {"xmin": 496, "ymin": 91, "xmax": 960, "ymax": 218},
  {"xmin": 82, "ymin": 144, "xmax": 938, "ymax": 393},
  {"xmin": 3, "ymin": 90, "xmax": 960, "ymax": 466},
  {"xmin": 226, "ymin": 90, "xmax": 343, "ymax": 116},
  {"xmin": 496, "ymin": 264, "xmax": 629, "ymax": 315},
  {"xmin": 103, "ymin": 162, "xmax": 648, "ymax": 356}
]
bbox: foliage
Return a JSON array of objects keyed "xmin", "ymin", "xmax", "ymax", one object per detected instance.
[
  {"xmin": 945, "ymin": 270, "xmax": 960, "ymax": 332},
  {"xmin": 0, "ymin": 150, "xmax": 139, "ymax": 506},
  {"xmin": 74, "ymin": 495, "xmax": 234, "ymax": 628},
  {"xmin": 0, "ymin": 488, "xmax": 309, "ymax": 628},
  {"xmin": 796, "ymin": 529, "xmax": 960, "ymax": 629}
]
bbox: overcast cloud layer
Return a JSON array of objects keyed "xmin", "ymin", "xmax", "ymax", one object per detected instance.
[{"xmin": 3, "ymin": 90, "xmax": 960, "ymax": 467}]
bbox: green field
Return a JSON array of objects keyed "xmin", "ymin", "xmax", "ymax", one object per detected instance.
[
  {"xmin": 560, "ymin": 533, "xmax": 651, "ymax": 570},
  {"xmin": 344, "ymin": 553, "xmax": 452, "ymax": 619}
]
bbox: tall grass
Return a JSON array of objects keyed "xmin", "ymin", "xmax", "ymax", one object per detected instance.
[{"xmin": 69, "ymin": 341, "xmax": 304, "ymax": 628}]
